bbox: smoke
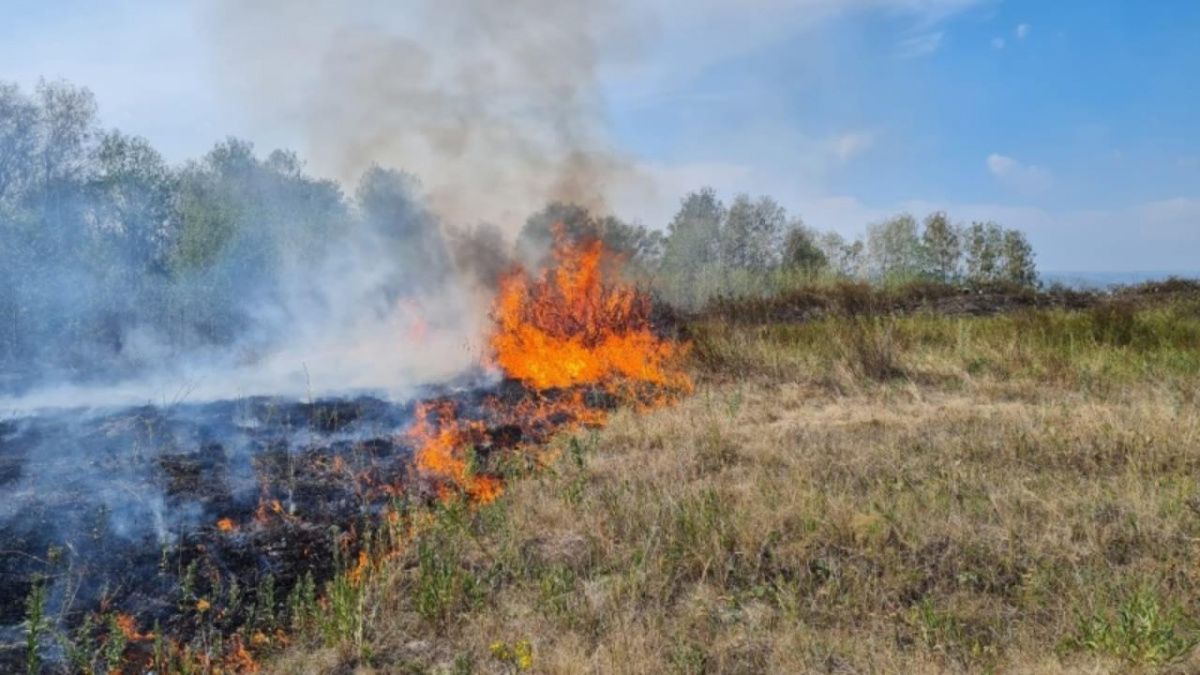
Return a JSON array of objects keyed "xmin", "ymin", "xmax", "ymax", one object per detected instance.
[
  {"xmin": 0, "ymin": 1, "xmax": 654, "ymax": 415},
  {"xmin": 207, "ymin": 0, "xmax": 640, "ymax": 233}
]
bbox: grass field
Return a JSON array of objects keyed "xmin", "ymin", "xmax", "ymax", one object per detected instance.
[{"xmin": 269, "ymin": 290, "xmax": 1200, "ymax": 674}]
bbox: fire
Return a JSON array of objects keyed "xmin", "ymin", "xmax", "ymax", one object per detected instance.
[
  {"xmin": 225, "ymin": 634, "xmax": 260, "ymax": 673},
  {"xmin": 406, "ymin": 400, "xmax": 503, "ymax": 503},
  {"xmin": 114, "ymin": 613, "xmax": 153, "ymax": 641},
  {"xmin": 491, "ymin": 228, "xmax": 690, "ymax": 392},
  {"xmin": 93, "ymin": 229, "xmax": 693, "ymax": 671},
  {"xmin": 406, "ymin": 226, "xmax": 690, "ymax": 505},
  {"xmin": 349, "ymin": 549, "xmax": 371, "ymax": 585}
]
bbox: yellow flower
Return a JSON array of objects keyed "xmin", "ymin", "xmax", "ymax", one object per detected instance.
[
  {"xmin": 490, "ymin": 640, "xmax": 510, "ymax": 661},
  {"xmin": 514, "ymin": 639, "xmax": 533, "ymax": 670},
  {"xmin": 196, "ymin": 598, "xmax": 211, "ymax": 613}
]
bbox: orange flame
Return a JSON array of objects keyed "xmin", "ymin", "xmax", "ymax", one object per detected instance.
[
  {"xmin": 216, "ymin": 517, "xmax": 236, "ymax": 533},
  {"xmin": 405, "ymin": 227, "xmax": 689, "ymax": 506},
  {"xmin": 490, "ymin": 228, "xmax": 690, "ymax": 392},
  {"xmin": 225, "ymin": 634, "xmax": 260, "ymax": 673},
  {"xmin": 406, "ymin": 401, "xmax": 503, "ymax": 504},
  {"xmin": 114, "ymin": 613, "xmax": 153, "ymax": 641}
]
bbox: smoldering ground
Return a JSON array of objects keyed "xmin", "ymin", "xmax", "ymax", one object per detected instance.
[{"xmin": 0, "ymin": 5, "xmax": 655, "ymax": 665}]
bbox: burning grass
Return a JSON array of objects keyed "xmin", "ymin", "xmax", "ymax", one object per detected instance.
[
  {"xmin": 491, "ymin": 227, "xmax": 690, "ymax": 393},
  {"xmin": 263, "ymin": 291, "xmax": 1200, "ymax": 673},
  {"xmin": 3, "ymin": 227, "xmax": 691, "ymax": 673},
  {"xmin": 405, "ymin": 226, "xmax": 690, "ymax": 511}
]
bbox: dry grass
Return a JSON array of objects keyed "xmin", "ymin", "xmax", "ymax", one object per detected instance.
[{"xmin": 268, "ymin": 296, "xmax": 1200, "ymax": 674}]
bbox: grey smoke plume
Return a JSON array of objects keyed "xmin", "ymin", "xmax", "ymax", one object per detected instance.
[
  {"xmin": 0, "ymin": 2, "xmax": 653, "ymax": 414},
  {"xmin": 207, "ymin": 0, "xmax": 639, "ymax": 232}
]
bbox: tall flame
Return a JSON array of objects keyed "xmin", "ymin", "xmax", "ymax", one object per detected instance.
[
  {"xmin": 491, "ymin": 229, "xmax": 689, "ymax": 391},
  {"xmin": 407, "ymin": 225, "xmax": 690, "ymax": 504}
]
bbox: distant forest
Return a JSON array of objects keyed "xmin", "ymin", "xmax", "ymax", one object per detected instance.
[{"xmin": 0, "ymin": 80, "xmax": 1038, "ymax": 389}]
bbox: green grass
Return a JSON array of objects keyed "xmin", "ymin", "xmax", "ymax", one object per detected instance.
[
  {"xmin": 1066, "ymin": 585, "xmax": 1198, "ymax": 665},
  {"xmin": 691, "ymin": 298, "xmax": 1200, "ymax": 390}
]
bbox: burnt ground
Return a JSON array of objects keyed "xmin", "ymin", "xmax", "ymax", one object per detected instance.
[{"xmin": 0, "ymin": 381, "xmax": 575, "ymax": 672}]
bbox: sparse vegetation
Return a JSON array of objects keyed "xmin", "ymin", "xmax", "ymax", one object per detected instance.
[{"xmin": 262, "ymin": 288, "xmax": 1200, "ymax": 673}]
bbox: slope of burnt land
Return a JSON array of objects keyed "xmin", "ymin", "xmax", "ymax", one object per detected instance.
[
  {"xmin": 0, "ymin": 379, "xmax": 575, "ymax": 672},
  {"xmin": 692, "ymin": 277, "xmax": 1200, "ymax": 325}
]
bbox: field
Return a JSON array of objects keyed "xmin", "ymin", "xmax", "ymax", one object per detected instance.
[{"xmin": 260, "ymin": 285, "xmax": 1200, "ymax": 674}]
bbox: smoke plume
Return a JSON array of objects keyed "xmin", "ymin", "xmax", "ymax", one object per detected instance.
[{"xmin": 207, "ymin": 0, "xmax": 637, "ymax": 233}]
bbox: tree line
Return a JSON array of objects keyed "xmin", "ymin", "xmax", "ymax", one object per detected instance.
[
  {"xmin": 511, "ymin": 188, "xmax": 1038, "ymax": 308},
  {"xmin": 0, "ymin": 80, "xmax": 447, "ymax": 388},
  {"xmin": 0, "ymin": 80, "xmax": 1040, "ymax": 388}
]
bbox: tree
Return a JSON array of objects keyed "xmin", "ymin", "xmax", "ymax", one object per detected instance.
[
  {"xmin": 964, "ymin": 221, "xmax": 1004, "ymax": 284},
  {"xmin": 33, "ymin": 80, "xmax": 98, "ymax": 187},
  {"xmin": 0, "ymin": 82, "xmax": 38, "ymax": 207},
  {"xmin": 867, "ymin": 214, "xmax": 924, "ymax": 280},
  {"xmin": 663, "ymin": 189, "xmax": 723, "ymax": 263},
  {"xmin": 1000, "ymin": 229, "xmax": 1037, "ymax": 287},
  {"xmin": 721, "ymin": 194, "xmax": 785, "ymax": 271},
  {"xmin": 659, "ymin": 188, "xmax": 726, "ymax": 307},
  {"xmin": 89, "ymin": 130, "xmax": 176, "ymax": 273},
  {"xmin": 515, "ymin": 201, "xmax": 591, "ymax": 264},
  {"xmin": 815, "ymin": 231, "xmax": 865, "ymax": 277},
  {"xmin": 516, "ymin": 202, "xmax": 663, "ymax": 271},
  {"xmin": 921, "ymin": 211, "xmax": 961, "ymax": 282},
  {"xmin": 781, "ymin": 224, "xmax": 828, "ymax": 274},
  {"xmin": 449, "ymin": 222, "xmax": 510, "ymax": 286},
  {"xmin": 356, "ymin": 165, "xmax": 449, "ymax": 287},
  {"xmin": 594, "ymin": 215, "xmax": 665, "ymax": 265}
]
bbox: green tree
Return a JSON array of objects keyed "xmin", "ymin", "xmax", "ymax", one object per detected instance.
[
  {"xmin": 516, "ymin": 202, "xmax": 663, "ymax": 272},
  {"xmin": 867, "ymin": 214, "xmax": 924, "ymax": 280},
  {"xmin": 1000, "ymin": 228, "xmax": 1038, "ymax": 287},
  {"xmin": 781, "ymin": 224, "xmax": 828, "ymax": 274},
  {"xmin": 659, "ymin": 188, "xmax": 726, "ymax": 306},
  {"xmin": 721, "ymin": 194, "xmax": 785, "ymax": 271},
  {"xmin": 964, "ymin": 221, "xmax": 1004, "ymax": 284},
  {"xmin": 33, "ymin": 79, "xmax": 98, "ymax": 187},
  {"xmin": 816, "ymin": 231, "xmax": 865, "ymax": 278},
  {"xmin": 921, "ymin": 211, "xmax": 961, "ymax": 283},
  {"xmin": 89, "ymin": 130, "xmax": 177, "ymax": 271},
  {"xmin": 663, "ymin": 188, "xmax": 723, "ymax": 266},
  {"xmin": 356, "ymin": 165, "xmax": 449, "ymax": 287}
]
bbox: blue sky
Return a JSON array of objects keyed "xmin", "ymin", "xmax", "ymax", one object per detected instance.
[{"xmin": 2, "ymin": 0, "xmax": 1197, "ymax": 271}]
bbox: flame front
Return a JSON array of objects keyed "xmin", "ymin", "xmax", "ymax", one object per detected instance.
[
  {"xmin": 407, "ymin": 226, "xmax": 690, "ymax": 504},
  {"xmin": 407, "ymin": 400, "xmax": 503, "ymax": 503},
  {"xmin": 491, "ymin": 230, "xmax": 689, "ymax": 391}
]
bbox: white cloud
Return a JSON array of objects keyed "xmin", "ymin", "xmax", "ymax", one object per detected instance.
[
  {"xmin": 986, "ymin": 153, "xmax": 1053, "ymax": 192},
  {"xmin": 897, "ymin": 31, "xmax": 944, "ymax": 57},
  {"xmin": 991, "ymin": 37, "xmax": 1005, "ymax": 49},
  {"xmin": 985, "ymin": 154, "xmax": 1018, "ymax": 175},
  {"xmin": 1015, "ymin": 23, "xmax": 1030, "ymax": 39},
  {"xmin": 831, "ymin": 132, "xmax": 876, "ymax": 162},
  {"xmin": 1137, "ymin": 197, "xmax": 1200, "ymax": 237}
]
